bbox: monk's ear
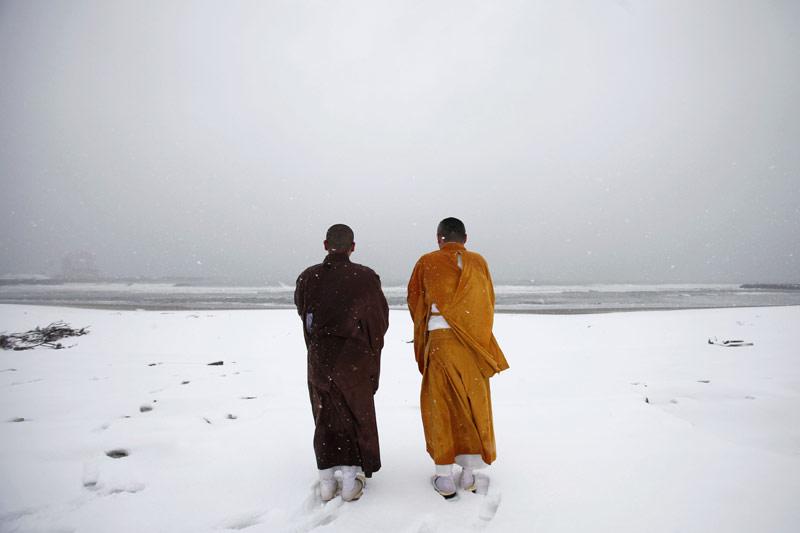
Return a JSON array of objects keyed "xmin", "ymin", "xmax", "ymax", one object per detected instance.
[
  {"xmin": 463, "ymin": 234, "xmax": 468, "ymax": 244},
  {"xmin": 324, "ymin": 240, "xmax": 330, "ymax": 251},
  {"xmin": 350, "ymin": 242, "xmax": 356, "ymax": 253}
]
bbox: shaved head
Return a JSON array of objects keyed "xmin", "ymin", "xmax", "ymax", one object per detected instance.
[
  {"xmin": 325, "ymin": 223, "xmax": 355, "ymax": 252},
  {"xmin": 437, "ymin": 217, "xmax": 467, "ymax": 243}
]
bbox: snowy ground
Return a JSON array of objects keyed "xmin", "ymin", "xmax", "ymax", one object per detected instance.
[{"xmin": 1, "ymin": 304, "xmax": 799, "ymax": 533}]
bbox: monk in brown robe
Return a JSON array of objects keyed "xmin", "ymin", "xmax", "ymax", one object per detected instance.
[
  {"xmin": 407, "ymin": 217, "xmax": 509, "ymax": 499},
  {"xmin": 295, "ymin": 224, "xmax": 389, "ymax": 502}
]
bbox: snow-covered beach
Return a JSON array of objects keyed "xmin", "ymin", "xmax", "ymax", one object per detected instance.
[{"xmin": 1, "ymin": 304, "xmax": 798, "ymax": 532}]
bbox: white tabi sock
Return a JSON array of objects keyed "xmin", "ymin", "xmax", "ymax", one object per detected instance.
[
  {"xmin": 341, "ymin": 465, "xmax": 364, "ymax": 502},
  {"xmin": 460, "ymin": 467, "xmax": 475, "ymax": 490},
  {"xmin": 433, "ymin": 464, "xmax": 456, "ymax": 496},
  {"xmin": 341, "ymin": 466, "xmax": 361, "ymax": 492},
  {"xmin": 319, "ymin": 467, "xmax": 338, "ymax": 501},
  {"xmin": 454, "ymin": 454, "xmax": 486, "ymax": 470},
  {"xmin": 435, "ymin": 464, "xmax": 454, "ymax": 477},
  {"xmin": 319, "ymin": 467, "xmax": 336, "ymax": 481}
]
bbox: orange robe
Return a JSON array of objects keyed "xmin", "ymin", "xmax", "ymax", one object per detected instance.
[{"xmin": 407, "ymin": 242, "xmax": 509, "ymax": 465}]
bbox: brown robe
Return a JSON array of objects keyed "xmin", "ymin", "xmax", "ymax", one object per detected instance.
[
  {"xmin": 295, "ymin": 253, "xmax": 389, "ymax": 477},
  {"xmin": 407, "ymin": 242, "xmax": 509, "ymax": 465}
]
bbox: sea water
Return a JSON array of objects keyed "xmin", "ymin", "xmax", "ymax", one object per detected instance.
[{"xmin": 2, "ymin": 282, "xmax": 799, "ymax": 313}]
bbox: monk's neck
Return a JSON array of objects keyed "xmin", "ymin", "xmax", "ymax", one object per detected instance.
[
  {"xmin": 324, "ymin": 252, "xmax": 351, "ymax": 264},
  {"xmin": 439, "ymin": 242, "xmax": 466, "ymax": 251}
]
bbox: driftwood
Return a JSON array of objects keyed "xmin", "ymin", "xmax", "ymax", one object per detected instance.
[{"xmin": 0, "ymin": 321, "xmax": 89, "ymax": 351}]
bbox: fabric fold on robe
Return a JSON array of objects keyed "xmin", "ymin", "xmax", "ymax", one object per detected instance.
[{"xmin": 408, "ymin": 242, "xmax": 509, "ymax": 378}]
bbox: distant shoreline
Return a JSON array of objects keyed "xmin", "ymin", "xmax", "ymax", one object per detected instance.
[
  {"xmin": 1, "ymin": 301, "xmax": 798, "ymax": 315},
  {"xmin": 739, "ymin": 283, "xmax": 800, "ymax": 291},
  {"xmin": 2, "ymin": 279, "xmax": 799, "ymax": 289},
  {"xmin": 4, "ymin": 282, "xmax": 800, "ymax": 314}
]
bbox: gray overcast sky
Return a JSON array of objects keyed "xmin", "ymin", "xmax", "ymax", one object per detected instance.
[{"xmin": 1, "ymin": 0, "xmax": 798, "ymax": 284}]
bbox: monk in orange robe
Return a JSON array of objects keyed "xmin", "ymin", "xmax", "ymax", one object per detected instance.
[{"xmin": 407, "ymin": 217, "xmax": 509, "ymax": 499}]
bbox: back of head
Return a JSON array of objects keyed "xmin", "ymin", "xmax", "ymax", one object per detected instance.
[
  {"xmin": 326, "ymin": 224, "xmax": 355, "ymax": 252},
  {"xmin": 437, "ymin": 217, "xmax": 467, "ymax": 243}
]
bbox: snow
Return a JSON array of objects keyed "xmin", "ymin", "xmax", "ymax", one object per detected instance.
[{"xmin": 1, "ymin": 304, "xmax": 799, "ymax": 532}]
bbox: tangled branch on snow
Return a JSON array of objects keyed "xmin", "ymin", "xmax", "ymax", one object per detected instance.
[{"xmin": 0, "ymin": 322, "xmax": 89, "ymax": 351}]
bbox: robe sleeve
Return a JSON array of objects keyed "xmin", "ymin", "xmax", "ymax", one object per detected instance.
[
  {"xmin": 483, "ymin": 258, "xmax": 496, "ymax": 308},
  {"xmin": 407, "ymin": 260, "xmax": 428, "ymax": 374},
  {"xmin": 407, "ymin": 260, "xmax": 424, "ymax": 318},
  {"xmin": 294, "ymin": 272, "xmax": 310, "ymax": 348},
  {"xmin": 294, "ymin": 273, "xmax": 304, "ymax": 316},
  {"xmin": 369, "ymin": 273, "xmax": 389, "ymax": 392}
]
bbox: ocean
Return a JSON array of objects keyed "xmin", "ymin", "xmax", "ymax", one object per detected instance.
[{"xmin": 1, "ymin": 282, "xmax": 799, "ymax": 313}]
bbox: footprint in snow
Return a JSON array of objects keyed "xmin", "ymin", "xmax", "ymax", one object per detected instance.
[
  {"xmin": 82, "ymin": 462, "xmax": 100, "ymax": 489},
  {"xmin": 476, "ymin": 474, "xmax": 489, "ymax": 494},
  {"xmin": 294, "ymin": 482, "xmax": 344, "ymax": 532},
  {"xmin": 478, "ymin": 493, "xmax": 502, "ymax": 522},
  {"xmin": 219, "ymin": 510, "xmax": 265, "ymax": 530},
  {"xmin": 10, "ymin": 378, "xmax": 43, "ymax": 387},
  {"xmin": 83, "ymin": 459, "xmax": 145, "ymax": 495},
  {"xmin": 101, "ymin": 482, "xmax": 145, "ymax": 495},
  {"xmin": 407, "ymin": 515, "xmax": 436, "ymax": 533},
  {"xmin": 0, "ymin": 506, "xmax": 68, "ymax": 531}
]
